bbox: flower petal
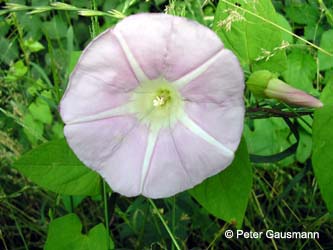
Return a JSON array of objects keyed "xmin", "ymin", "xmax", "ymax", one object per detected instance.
[
  {"xmin": 113, "ymin": 13, "xmax": 223, "ymax": 81},
  {"xmin": 64, "ymin": 116, "xmax": 148, "ymax": 197},
  {"xmin": 184, "ymin": 102, "xmax": 244, "ymax": 151},
  {"xmin": 114, "ymin": 13, "xmax": 173, "ymax": 80},
  {"xmin": 177, "ymin": 48, "xmax": 244, "ymax": 152},
  {"xmin": 162, "ymin": 16, "xmax": 223, "ymax": 81},
  {"xmin": 179, "ymin": 49, "xmax": 244, "ymax": 104},
  {"xmin": 60, "ymin": 29, "xmax": 139, "ymax": 123},
  {"xmin": 143, "ymin": 122, "xmax": 234, "ymax": 198}
]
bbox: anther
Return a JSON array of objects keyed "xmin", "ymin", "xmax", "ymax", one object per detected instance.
[{"xmin": 153, "ymin": 96, "xmax": 166, "ymax": 107}]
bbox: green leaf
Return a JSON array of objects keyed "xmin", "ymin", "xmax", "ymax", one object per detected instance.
[
  {"xmin": 28, "ymin": 97, "xmax": 53, "ymax": 124},
  {"xmin": 296, "ymin": 128, "xmax": 312, "ymax": 164},
  {"xmin": 18, "ymin": 12, "xmax": 43, "ymax": 40},
  {"xmin": 24, "ymin": 39, "xmax": 44, "ymax": 53},
  {"xmin": 44, "ymin": 213, "xmax": 114, "ymax": 250},
  {"xmin": 318, "ymin": 30, "xmax": 333, "ymax": 71},
  {"xmin": 213, "ymin": 0, "xmax": 287, "ymax": 73},
  {"xmin": 282, "ymin": 48, "xmax": 316, "ymax": 92},
  {"xmin": 12, "ymin": 60, "xmax": 28, "ymax": 78},
  {"xmin": 22, "ymin": 113, "xmax": 44, "ymax": 145},
  {"xmin": 0, "ymin": 37, "xmax": 19, "ymax": 64},
  {"xmin": 312, "ymin": 83, "xmax": 333, "ymax": 212},
  {"xmin": 304, "ymin": 23, "xmax": 324, "ymax": 42},
  {"xmin": 324, "ymin": 70, "xmax": 333, "ymax": 87},
  {"xmin": 275, "ymin": 13, "xmax": 293, "ymax": 43},
  {"xmin": 190, "ymin": 137, "xmax": 252, "ymax": 228},
  {"xmin": 285, "ymin": 3, "xmax": 318, "ymax": 25},
  {"xmin": 42, "ymin": 15, "xmax": 67, "ymax": 39},
  {"xmin": 14, "ymin": 139, "xmax": 101, "ymax": 196},
  {"xmin": 69, "ymin": 51, "xmax": 82, "ymax": 74},
  {"xmin": 61, "ymin": 195, "xmax": 86, "ymax": 212},
  {"xmin": 244, "ymin": 118, "xmax": 296, "ymax": 158},
  {"xmin": 51, "ymin": 122, "xmax": 64, "ymax": 139}
]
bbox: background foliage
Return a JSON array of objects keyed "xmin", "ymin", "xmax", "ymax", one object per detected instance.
[{"xmin": 1, "ymin": 0, "xmax": 333, "ymax": 249}]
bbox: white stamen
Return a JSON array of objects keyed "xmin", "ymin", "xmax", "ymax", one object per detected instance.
[{"xmin": 153, "ymin": 96, "xmax": 166, "ymax": 107}]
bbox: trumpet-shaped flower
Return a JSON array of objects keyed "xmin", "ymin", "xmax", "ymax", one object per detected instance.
[{"xmin": 60, "ymin": 13, "xmax": 244, "ymax": 198}]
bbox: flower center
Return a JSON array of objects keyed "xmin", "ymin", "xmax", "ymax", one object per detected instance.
[
  {"xmin": 130, "ymin": 78, "xmax": 184, "ymax": 131},
  {"xmin": 152, "ymin": 89, "xmax": 171, "ymax": 107}
]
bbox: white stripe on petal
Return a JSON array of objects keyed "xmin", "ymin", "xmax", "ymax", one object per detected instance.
[
  {"xmin": 172, "ymin": 49, "xmax": 224, "ymax": 89},
  {"xmin": 140, "ymin": 130, "xmax": 159, "ymax": 192},
  {"xmin": 179, "ymin": 114, "xmax": 234, "ymax": 158},
  {"xmin": 113, "ymin": 30, "xmax": 149, "ymax": 83},
  {"xmin": 66, "ymin": 103, "xmax": 132, "ymax": 125}
]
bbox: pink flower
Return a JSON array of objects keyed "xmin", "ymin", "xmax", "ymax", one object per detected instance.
[{"xmin": 60, "ymin": 13, "xmax": 244, "ymax": 198}]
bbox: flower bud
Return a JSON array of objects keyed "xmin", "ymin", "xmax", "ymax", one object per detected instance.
[
  {"xmin": 247, "ymin": 70, "xmax": 323, "ymax": 108},
  {"xmin": 246, "ymin": 70, "xmax": 276, "ymax": 97}
]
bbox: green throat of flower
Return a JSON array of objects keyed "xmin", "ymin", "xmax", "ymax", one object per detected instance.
[{"xmin": 130, "ymin": 78, "xmax": 185, "ymax": 132}]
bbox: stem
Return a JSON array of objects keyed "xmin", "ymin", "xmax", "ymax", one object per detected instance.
[
  {"xmin": 90, "ymin": 0, "xmax": 98, "ymax": 38},
  {"xmin": 252, "ymin": 190, "xmax": 278, "ymax": 250},
  {"xmin": 12, "ymin": 13, "xmax": 30, "ymax": 65},
  {"xmin": 318, "ymin": 0, "xmax": 333, "ymax": 26},
  {"xmin": 9, "ymin": 207, "xmax": 29, "ymax": 250},
  {"xmin": 0, "ymin": 229, "xmax": 9, "ymax": 250},
  {"xmin": 148, "ymin": 199, "xmax": 181, "ymax": 250},
  {"xmin": 246, "ymin": 107, "xmax": 313, "ymax": 119},
  {"xmin": 171, "ymin": 197, "xmax": 176, "ymax": 250},
  {"xmin": 103, "ymin": 180, "xmax": 110, "ymax": 250},
  {"xmin": 207, "ymin": 223, "xmax": 229, "ymax": 249}
]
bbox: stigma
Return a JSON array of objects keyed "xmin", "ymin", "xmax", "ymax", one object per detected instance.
[{"xmin": 130, "ymin": 78, "xmax": 184, "ymax": 131}]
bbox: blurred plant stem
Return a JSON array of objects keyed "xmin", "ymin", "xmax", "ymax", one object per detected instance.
[
  {"xmin": 148, "ymin": 198, "xmax": 181, "ymax": 250},
  {"xmin": 11, "ymin": 13, "xmax": 30, "ymax": 65},
  {"xmin": 246, "ymin": 107, "xmax": 314, "ymax": 119},
  {"xmin": 103, "ymin": 180, "xmax": 111, "ymax": 250},
  {"xmin": 171, "ymin": 196, "xmax": 176, "ymax": 250},
  {"xmin": 2, "ymin": 2, "xmax": 126, "ymax": 19}
]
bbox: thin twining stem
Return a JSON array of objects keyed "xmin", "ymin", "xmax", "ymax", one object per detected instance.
[{"xmin": 113, "ymin": 30, "xmax": 150, "ymax": 83}]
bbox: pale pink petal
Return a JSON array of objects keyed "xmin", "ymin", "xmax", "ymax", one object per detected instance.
[
  {"xmin": 179, "ymin": 49, "xmax": 244, "ymax": 104},
  {"xmin": 142, "ymin": 128, "xmax": 192, "ymax": 198},
  {"xmin": 143, "ymin": 123, "xmax": 234, "ymax": 198},
  {"xmin": 114, "ymin": 13, "xmax": 172, "ymax": 80},
  {"xmin": 60, "ymin": 29, "xmax": 138, "ymax": 123},
  {"xmin": 114, "ymin": 13, "xmax": 223, "ymax": 81},
  {"xmin": 185, "ymin": 102, "xmax": 244, "ymax": 152},
  {"xmin": 162, "ymin": 16, "xmax": 223, "ymax": 81},
  {"xmin": 174, "ymin": 49, "xmax": 244, "ymax": 152},
  {"xmin": 64, "ymin": 116, "xmax": 148, "ymax": 197}
]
